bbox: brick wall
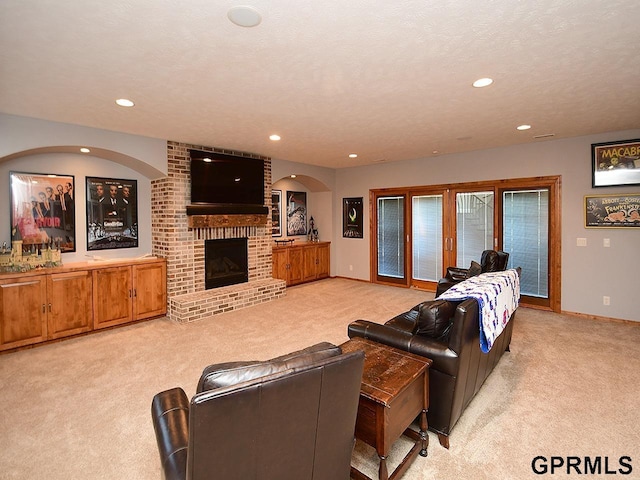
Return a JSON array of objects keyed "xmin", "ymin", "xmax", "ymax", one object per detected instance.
[{"xmin": 152, "ymin": 141, "xmax": 284, "ymax": 322}]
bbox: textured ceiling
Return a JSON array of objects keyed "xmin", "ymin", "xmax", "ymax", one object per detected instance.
[{"xmin": 1, "ymin": 0, "xmax": 639, "ymax": 169}]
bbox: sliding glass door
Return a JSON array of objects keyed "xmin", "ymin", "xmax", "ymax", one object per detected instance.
[
  {"xmin": 502, "ymin": 188, "xmax": 550, "ymax": 304},
  {"xmin": 372, "ymin": 176, "xmax": 561, "ymax": 311},
  {"xmin": 412, "ymin": 194, "xmax": 443, "ymax": 283},
  {"xmin": 375, "ymin": 195, "xmax": 406, "ymax": 285}
]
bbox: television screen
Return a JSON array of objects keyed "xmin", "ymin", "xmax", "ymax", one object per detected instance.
[{"xmin": 189, "ymin": 151, "xmax": 264, "ymax": 207}]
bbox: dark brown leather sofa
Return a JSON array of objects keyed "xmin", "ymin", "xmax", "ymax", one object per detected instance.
[
  {"xmin": 435, "ymin": 250, "xmax": 509, "ymax": 297},
  {"xmin": 151, "ymin": 342, "xmax": 364, "ymax": 480},
  {"xmin": 348, "ymin": 296, "xmax": 516, "ymax": 448}
]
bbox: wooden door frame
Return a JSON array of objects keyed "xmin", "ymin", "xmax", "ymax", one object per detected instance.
[{"xmin": 370, "ymin": 175, "xmax": 562, "ymax": 313}]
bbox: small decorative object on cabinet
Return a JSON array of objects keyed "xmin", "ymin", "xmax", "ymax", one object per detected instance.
[{"xmin": 272, "ymin": 242, "xmax": 330, "ymax": 286}]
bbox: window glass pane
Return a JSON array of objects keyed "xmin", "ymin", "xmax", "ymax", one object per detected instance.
[
  {"xmin": 412, "ymin": 195, "xmax": 442, "ymax": 281},
  {"xmin": 456, "ymin": 192, "xmax": 494, "ymax": 266},
  {"xmin": 377, "ymin": 196, "xmax": 404, "ymax": 278},
  {"xmin": 503, "ymin": 189, "xmax": 549, "ymax": 298}
]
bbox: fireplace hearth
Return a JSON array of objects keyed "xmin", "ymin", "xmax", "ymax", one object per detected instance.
[{"xmin": 205, "ymin": 238, "xmax": 248, "ymax": 289}]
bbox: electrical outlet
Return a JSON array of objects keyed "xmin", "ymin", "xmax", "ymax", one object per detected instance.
[
  {"xmin": 603, "ymin": 238, "xmax": 610, "ymax": 247},
  {"xmin": 603, "ymin": 296, "xmax": 610, "ymax": 306},
  {"xmin": 577, "ymin": 238, "xmax": 587, "ymax": 247},
  {"xmin": 349, "ymin": 265, "xmax": 353, "ymax": 271}
]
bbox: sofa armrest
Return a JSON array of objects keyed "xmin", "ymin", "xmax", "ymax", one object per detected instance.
[
  {"xmin": 445, "ymin": 266, "xmax": 469, "ymax": 282},
  {"xmin": 348, "ymin": 320, "xmax": 413, "ymax": 351},
  {"xmin": 151, "ymin": 387, "xmax": 189, "ymax": 480},
  {"xmin": 348, "ymin": 320, "xmax": 459, "ymax": 376}
]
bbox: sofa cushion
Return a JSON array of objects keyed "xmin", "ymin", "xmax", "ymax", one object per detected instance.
[
  {"xmin": 467, "ymin": 260, "xmax": 482, "ymax": 278},
  {"xmin": 198, "ymin": 342, "xmax": 341, "ymax": 392},
  {"xmin": 416, "ymin": 300, "xmax": 456, "ymax": 338}
]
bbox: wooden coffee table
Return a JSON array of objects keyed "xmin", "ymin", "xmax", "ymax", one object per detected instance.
[{"xmin": 341, "ymin": 337, "xmax": 432, "ymax": 480}]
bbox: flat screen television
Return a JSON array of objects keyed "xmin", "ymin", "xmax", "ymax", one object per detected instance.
[{"xmin": 187, "ymin": 150, "xmax": 267, "ymax": 215}]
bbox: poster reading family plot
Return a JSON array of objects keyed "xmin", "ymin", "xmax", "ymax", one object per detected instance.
[
  {"xmin": 9, "ymin": 171, "xmax": 76, "ymax": 252},
  {"xmin": 86, "ymin": 177, "xmax": 138, "ymax": 250}
]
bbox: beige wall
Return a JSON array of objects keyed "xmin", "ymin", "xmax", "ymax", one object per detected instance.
[
  {"xmin": 2, "ymin": 113, "xmax": 638, "ymax": 322},
  {"xmin": 332, "ymin": 129, "xmax": 640, "ymax": 322}
]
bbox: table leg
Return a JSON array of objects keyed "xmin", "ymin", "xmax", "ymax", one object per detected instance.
[
  {"xmin": 419, "ymin": 409, "xmax": 429, "ymax": 457},
  {"xmin": 378, "ymin": 455, "xmax": 388, "ymax": 480}
]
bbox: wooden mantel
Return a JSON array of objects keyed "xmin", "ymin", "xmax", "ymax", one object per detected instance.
[{"xmin": 188, "ymin": 214, "xmax": 268, "ymax": 228}]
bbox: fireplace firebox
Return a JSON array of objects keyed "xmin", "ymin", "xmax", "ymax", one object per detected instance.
[{"xmin": 205, "ymin": 238, "xmax": 248, "ymax": 289}]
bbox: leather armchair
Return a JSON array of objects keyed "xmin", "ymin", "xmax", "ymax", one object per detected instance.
[
  {"xmin": 151, "ymin": 342, "xmax": 364, "ymax": 480},
  {"xmin": 435, "ymin": 250, "xmax": 509, "ymax": 297}
]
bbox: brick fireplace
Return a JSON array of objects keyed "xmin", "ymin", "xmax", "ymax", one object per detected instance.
[{"xmin": 151, "ymin": 141, "xmax": 286, "ymax": 323}]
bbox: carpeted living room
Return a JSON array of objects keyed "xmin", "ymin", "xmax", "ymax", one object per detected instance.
[
  {"xmin": 2, "ymin": 2, "xmax": 640, "ymax": 480},
  {"xmin": 1, "ymin": 278, "xmax": 639, "ymax": 479}
]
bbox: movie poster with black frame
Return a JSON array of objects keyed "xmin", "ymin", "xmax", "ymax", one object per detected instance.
[
  {"xmin": 86, "ymin": 177, "xmax": 138, "ymax": 250},
  {"xmin": 591, "ymin": 138, "xmax": 640, "ymax": 187},
  {"xmin": 343, "ymin": 197, "xmax": 364, "ymax": 238},
  {"xmin": 286, "ymin": 191, "xmax": 307, "ymax": 236},
  {"xmin": 271, "ymin": 189, "xmax": 282, "ymax": 237},
  {"xmin": 9, "ymin": 171, "xmax": 76, "ymax": 252}
]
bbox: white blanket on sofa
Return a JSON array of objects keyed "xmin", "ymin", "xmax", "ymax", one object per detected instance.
[{"xmin": 437, "ymin": 269, "xmax": 520, "ymax": 353}]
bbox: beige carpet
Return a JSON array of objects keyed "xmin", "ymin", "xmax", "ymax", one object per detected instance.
[{"xmin": 1, "ymin": 278, "xmax": 639, "ymax": 480}]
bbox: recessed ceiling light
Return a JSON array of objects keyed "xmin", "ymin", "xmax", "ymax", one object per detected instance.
[
  {"xmin": 473, "ymin": 78, "xmax": 493, "ymax": 88},
  {"xmin": 517, "ymin": 124, "xmax": 532, "ymax": 131},
  {"xmin": 269, "ymin": 134, "xmax": 281, "ymax": 141},
  {"xmin": 432, "ymin": 150, "xmax": 440, "ymax": 155},
  {"xmin": 115, "ymin": 98, "xmax": 135, "ymax": 107},
  {"xmin": 349, "ymin": 153, "xmax": 358, "ymax": 158},
  {"xmin": 228, "ymin": 6, "xmax": 262, "ymax": 28},
  {"xmin": 290, "ymin": 174, "xmax": 297, "ymax": 178},
  {"xmin": 203, "ymin": 157, "xmax": 212, "ymax": 162},
  {"xmin": 80, "ymin": 147, "xmax": 90, "ymax": 153}
]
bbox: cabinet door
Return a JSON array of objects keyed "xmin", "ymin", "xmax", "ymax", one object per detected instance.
[
  {"xmin": 133, "ymin": 261, "xmax": 167, "ymax": 320},
  {"xmin": 93, "ymin": 266, "xmax": 133, "ymax": 329},
  {"xmin": 0, "ymin": 275, "xmax": 47, "ymax": 350},
  {"xmin": 288, "ymin": 247, "xmax": 305, "ymax": 285},
  {"xmin": 316, "ymin": 243, "xmax": 330, "ymax": 279},
  {"xmin": 47, "ymin": 271, "xmax": 93, "ymax": 339},
  {"xmin": 272, "ymin": 248, "xmax": 289, "ymax": 282},
  {"xmin": 303, "ymin": 246, "xmax": 318, "ymax": 282}
]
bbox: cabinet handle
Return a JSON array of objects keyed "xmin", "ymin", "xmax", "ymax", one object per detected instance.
[
  {"xmin": 48, "ymin": 303, "xmax": 52, "ymax": 313},
  {"xmin": 42, "ymin": 304, "xmax": 46, "ymax": 314},
  {"xmin": 129, "ymin": 289, "xmax": 132, "ymax": 298},
  {"xmin": 133, "ymin": 289, "xmax": 137, "ymax": 298}
]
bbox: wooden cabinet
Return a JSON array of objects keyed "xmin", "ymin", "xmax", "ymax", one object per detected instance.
[
  {"xmin": 272, "ymin": 242, "xmax": 330, "ymax": 286},
  {"xmin": 94, "ymin": 260, "xmax": 167, "ymax": 329},
  {"xmin": 0, "ymin": 270, "xmax": 93, "ymax": 349},
  {"xmin": 47, "ymin": 270, "xmax": 93, "ymax": 339},
  {"xmin": 0, "ymin": 257, "xmax": 167, "ymax": 351},
  {"xmin": 133, "ymin": 261, "xmax": 167, "ymax": 320},
  {"xmin": 0, "ymin": 275, "xmax": 47, "ymax": 350},
  {"xmin": 93, "ymin": 266, "xmax": 134, "ymax": 329}
]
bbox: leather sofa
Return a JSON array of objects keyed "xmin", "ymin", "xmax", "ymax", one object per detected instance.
[
  {"xmin": 348, "ymin": 295, "xmax": 516, "ymax": 448},
  {"xmin": 151, "ymin": 342, "xmax": 364, "ymax": 480},
  {"xmin": 435, "ymin": 249, "xmax": 509, "ymax": 297}
]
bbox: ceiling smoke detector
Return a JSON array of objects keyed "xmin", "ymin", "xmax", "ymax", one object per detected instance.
[{"xmin": 227, "ymin": 6, "xmax": 262, "ymax": 27}]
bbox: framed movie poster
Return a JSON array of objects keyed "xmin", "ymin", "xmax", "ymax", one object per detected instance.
[
  {"xmin": 585, "ymin": 194, "xmax": 640, "ymax": 228},
  {"xmin": 591, "ymin": 138, "xmax": 640, "ymax": 187},
  {"xmin": 343, "ymin": 197, "xmax": 364, "ymax": 238},
  {"xmin": 86, "ymin": 177, "xmax": 138, "ymax": 250},
  {"xmin": 286, "ymin": 191, "xmax": 307, "ymax": 236},
  {"xmin": 271, "ymin": 189, "xmax": 282, "ymax": 237},
  {"xmin": 9, "ymin": 171, "xmax": 76, "ymax": 252}
]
